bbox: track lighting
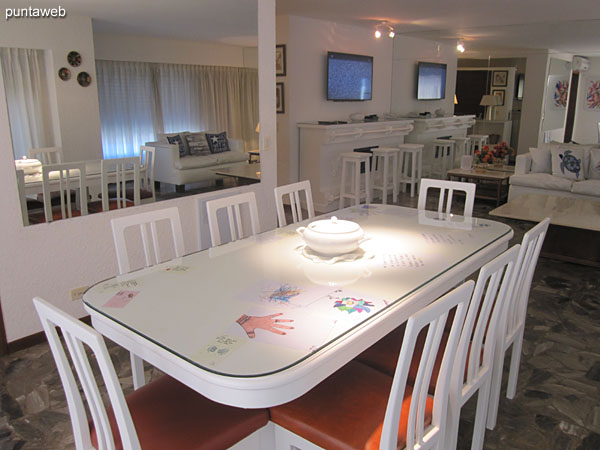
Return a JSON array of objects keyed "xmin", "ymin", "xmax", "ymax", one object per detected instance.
[{"xmin": 375, "ymin": 23, "xmax": 395, "ymax": 39}]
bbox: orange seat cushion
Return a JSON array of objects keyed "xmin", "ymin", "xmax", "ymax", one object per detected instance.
[
  {"xmin": 88, "ymin": 199, "xmax": 136, "ymax": 213},
  {"xmin": 90, "ymin": 375, "xmax": 268, "ymax": 450},
  {"xmin": 270, "ymin": 361, "xmax": 433, "ymax": 450},
  {"xmin": 28, "ymin": 208, "xmax": 82, "ymax": 224}
]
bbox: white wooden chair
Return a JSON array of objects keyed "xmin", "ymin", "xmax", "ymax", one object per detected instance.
[
  {"xmin": 270, "ymin": 281, "xmax": 473, "ymax": 450},
  {"xmin": 138, "ymin": 146, "xmax": 156, "ymax": 203},
  {"xmin": 110, "ymin": 207, "xmax": 185, "ymax": 388},
  {"xmin": 15, "ymin": 169, "xmax": 29, "ymax": 226},
  {"xmin": 33, "ymin": 297, "xmax": 269, "ymax": 450},
  {"xmin": 36, "ymin": 162, "xmax": 88, "ymax": 223},
  {"xmin": 274, "ymin": 180, "xmax": 315, "ymax": 227},
  {"xmin": 90, "ymin": 157, "xmax": 140, "ymax": 212},
  {"xmin": 486, "ymin": 218, "xmax": 550, "ymax": 430},
  {"xmin": 418, "ymin": 178, "xmax": 476, "ymax": 217},
  {"xmin": 446, "ymin": 245, "xmax": 520, "ymax": 450},
  {"xmin": 28, "ymin": 146, "xmax": 63, "ymax": 165},
  {"xmin": 206, "ymin": 191, "xmax": 260, "ymax": 246}
]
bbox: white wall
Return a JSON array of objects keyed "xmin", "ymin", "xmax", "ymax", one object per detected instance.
[
  {"xmin": 0, "ymin": 15, "xmax": 102, "ymax": 162},
  {"xmin": 390, "ymin": 36, "xmax": 457, "ymax": 117},
  {"xmin": 276, "ymin": 15, "xmax": 394, "ymax": 185},
  {"xmin": 517, "ymin": 52, "xmax": 549, "ymax": 154},
  {"xmin": 572, "ymin": 57, "xmax": 600, "ymax": 144},
  {"xmin": 0, "ymin": 0, "xmax": 277, "ymax": 343},
  {"xmin": 94, "ymin": 32, "xmax": 254, "ymax": 67}
]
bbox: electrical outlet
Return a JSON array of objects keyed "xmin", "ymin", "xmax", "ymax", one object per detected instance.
[{"xmin": 70, "ymin": 286, "xmax": 88, "ymax": 301}]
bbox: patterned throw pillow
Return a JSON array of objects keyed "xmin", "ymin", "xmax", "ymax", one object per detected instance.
[
  {"xmin": 529, "ymin": 147, "xmax": 551, "ymax": 173},
  {"xmin": 205, "ymin": 132, "xmax": 231, "ymax": 154},
  {"xmin": 166, "ymin": 134, "xmax": 190, "ymax": 158},
  {"xmin": 588, "ymin": 149, "xmax": 600, "ymax": 180},
  {"xmin": 185, "ymin": 132, "xmax": 211, "ymax": 156},
  {"xmin": 550, "ymin": 147, "xmax": 585, "ymax": 181}
]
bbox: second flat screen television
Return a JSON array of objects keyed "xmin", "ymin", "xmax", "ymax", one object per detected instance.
[
  {"xmin": 327, "ymin": 52, "xmax": 373, "ymax": 101},
  {"xmin": 417, "ymin": 62, "xmax": 447, "ymax": 100}
]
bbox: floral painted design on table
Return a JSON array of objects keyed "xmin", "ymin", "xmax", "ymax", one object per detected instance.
[
  {"xmin": 553, "ymin": 79, "xmax": 569, "ymax": 108},
  {"xmin": 195, "ymin": 334, "xmax": 245, "ymax": 367},
  {"xmin": 103, "ymin": 290, "xmax": 139, "ymax": 308},
  {"xmin": 266, "ymin": 284, "xmax": 302, "ymax": 304},
  {"xmin": 333, "ymin": 297, "xmax": 374, "ymax": 314},
  {"xmin": 585, "ymin": 78, "xmax": 600, "ymax": 110}
]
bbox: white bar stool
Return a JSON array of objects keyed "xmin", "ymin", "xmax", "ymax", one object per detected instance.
[
  {"xmin": 431, "ymin": 139, "xmax": 455, "ymax": 179},
  {"xmin": 371, "ymin": 147, "xmax": 399, "ymax": 204},
  {"xmin": 451, "ymin": 136, "xmax": 471, "ymax": 168},
  {"xmin": 339, "ymin": 152, "xmax": 372, "ymax": 208},
  {"xmin": 468, "ymin": 134, "xmax": 489, "ymax": 154},
  {"xmin": 397, "ymin": 143, "xmax": 423, "ymax": 197}
]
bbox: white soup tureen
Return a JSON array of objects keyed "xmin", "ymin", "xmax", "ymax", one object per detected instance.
[{"xmin": 297, "ymin": 216, "xmax": 365, "ymax": 256}]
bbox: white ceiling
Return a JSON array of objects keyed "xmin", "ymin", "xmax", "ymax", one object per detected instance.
[
  {"xmin": 4, "ymin": 0, "xmax": 599, "ymax": 56},
  {"xmin": 276, "ymin": 0, "xmax": 600, "ymax": 57}
]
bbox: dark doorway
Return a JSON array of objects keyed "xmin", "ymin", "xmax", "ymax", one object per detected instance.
[
  {"xmin": 564, "ymin": 72, "xmax": 579, "ymax": 143},
  {"xmin": 455, "ymin": 70, "xmax": 491, "ymax": 118}
]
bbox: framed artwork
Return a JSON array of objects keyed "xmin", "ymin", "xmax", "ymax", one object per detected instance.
[
  {"xmin": 492, "ymin": 70, "xmax": 508, "ymax": 87},
  {"xmin": 276, "ymin": 82, "xmax": 285, "ymax": 114},
  {"xmin": 583, "ymin": 76, "xmax": 600, "ymax": 111},
  {"xmin": 492, "ymin": 89, "xmax": 505, "ymax": 106},
  {"xmin": 276, "ymin": 44, "xmax": 286, "ymax": 77}
]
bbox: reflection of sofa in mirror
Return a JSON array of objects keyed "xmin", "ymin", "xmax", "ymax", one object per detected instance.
[
  {"xmin": 147, "ymin": 131, "xmax": 248, "ymax": 190},
  {"xmin": 509, "ymin": 142, "xmax": 600, "ymax": 201}
]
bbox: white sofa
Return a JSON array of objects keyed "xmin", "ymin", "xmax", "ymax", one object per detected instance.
[
  {"xmin": 146, "ymin": 131, "xmax": 249, "ymax": 190},
  {"xmin": 508, "ymin": 142, "xmax": 600, "ymax": 201}
]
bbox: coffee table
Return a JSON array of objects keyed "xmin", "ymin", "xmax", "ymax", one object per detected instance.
[
  {"xmin": 490, "ymin": 193, "xmax": 600, "ymax": 267},
  {"xmin": 447, "ymin": 167, "xmax": 511, "ymax": 206},
  {"xmin": 213, "ymin": 162, "xmax": 261, "ymax": 185}
]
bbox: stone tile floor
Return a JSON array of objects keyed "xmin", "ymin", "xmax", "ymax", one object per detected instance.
[{"xmin": 1, "ymin": 192, "xmax": 599, "ymax": 449}]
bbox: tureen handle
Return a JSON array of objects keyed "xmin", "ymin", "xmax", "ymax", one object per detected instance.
[{"xmin": 296, "ymin": 227, "xmax": 306, "ymax": 237}]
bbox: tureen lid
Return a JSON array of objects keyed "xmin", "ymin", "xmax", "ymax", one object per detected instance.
[{"xmin": 307, "ymin": 216, "xmax": 361, "ymax": 234}]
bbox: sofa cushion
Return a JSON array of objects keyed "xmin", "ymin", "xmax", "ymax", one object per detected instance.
[
  {"xmin": 206, "ymin": 132, "xmax": 231, "ymax": 154},
  {"xmin": 166, "ymin": 134, "xmax": 190, "ymax": 158},
  {"xmin": 215, "ymin": 151, "xmax": 248, "ymax": 164},
  {"xmin": 529, "ymin": 147, "xmax": 552, "ymax": 173},
  {"xmin": 571, "ymin": 179, "xmax": 600, "ymax": 196},
  {"xmin": 510, "ymin": 173, "xmax": 572, "ymax": 191},
  {"xmin": 551, "ymin": 147, "xmax": 585, "ymax": 181},
  {"xmin": 174, "ymin": 154, "xmax": 220, "ymax": 170},
  {"xmin": 185, "ymin": 132, "xmax": 211, "ymax": 156},
  {"xmin": 588, "ymin": 148, "xmax": 600, "ymax": 180}
]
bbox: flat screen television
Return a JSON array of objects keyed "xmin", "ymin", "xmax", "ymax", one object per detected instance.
[
  {"xmin": 327, "ymin": 52, "xmax": 373, "ymax": 101},
  {"xmin": 417, "ymin": 62, "xmax": 447, "ymax": 100}
]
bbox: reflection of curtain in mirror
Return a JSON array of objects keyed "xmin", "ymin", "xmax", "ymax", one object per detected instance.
[
  {"xmin": 96, "ymin": 61, "xmax": 161, "ymax": 159},
  {"xmin": 97, "ymin": 60, "xmax": 258, "ymax": 158},
  {"xmin": 0, "ymin": 47, "xmax": 56, "ymax": 159}
]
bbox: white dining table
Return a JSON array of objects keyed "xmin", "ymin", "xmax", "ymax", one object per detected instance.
[{"xmin": 82, "ymin": 204, "xmax": 512, "ymax": 408}]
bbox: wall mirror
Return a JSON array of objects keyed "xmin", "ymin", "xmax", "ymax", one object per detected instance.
[
  {"xmin": 542, "ymin": 57, "xmax": 572, "ymax": 138},
  {"xmin": 1, "ymin": 0, "xmax": 259, "ymax": 226}
]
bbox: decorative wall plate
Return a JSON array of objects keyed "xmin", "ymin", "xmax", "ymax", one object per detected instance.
[
  {"xmin": 77, "ymin": 72, "xmax": 91, "ymax": 87},
  {"xmin": 58, "ymin": 67, "xmax": 71, "ymax": 81},
  {"xmin": 67, "ymin": 51, "xmax": 81, "ymax": 67}
]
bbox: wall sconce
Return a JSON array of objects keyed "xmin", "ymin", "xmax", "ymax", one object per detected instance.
[
  {"xmin": 456, "ymin": 39, "xmax": 465, "ymax": 53},
  {"xmin": 375, "ymin": 23, "xmax": 395, "ymax": 39}
]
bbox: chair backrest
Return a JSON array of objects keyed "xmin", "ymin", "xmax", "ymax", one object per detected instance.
[
  {"xmin": 379, "ymin": 281, "xmax": 473, "ymax": 450},
  {"xmin": 139, "ymin": 146, "xmax": 156, "ymax": 202},
  {"xmin": 206, "ymin": 191, "xmax": 260, "ymax": 246},
  {"xmin": 15, "ymin": 169, "xmax": 29, "ymax": 226},
  {"xmin": 274, "ymin": 180, "xmax": 315, "ymax": 227},
  {"xmin": 33, "ymin": 297, "xmax": 141, "ymax": 450},
  {"xmin": 29, "ymin": 147, "xmax": 63, "ymax": 165},
  {"xmin": 417, "ymin": 178, "xmax": 475, "ymax": 217},
  {"xmin": 101, "ymin": 157, "xmax": 140, "ymax": 212},
  {"xmin": 42, "ymin": 162, "xmax": 88, "ymax": 222},
  {"xmin": 111, "ymin": 207, "xmax": 185, "ymax": 274},
  {"xmin": 452, "ymin": 245, "xmax": 520, "ymax": 398},
  {"xmin": 504, "ymin": 218, "xmax": 550, "ymax": 342}
]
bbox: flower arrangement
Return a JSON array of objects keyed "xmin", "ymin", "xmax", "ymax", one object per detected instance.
[{"xmin": 474, "ymin": 141, "xmax": 514, "ymax": 165}]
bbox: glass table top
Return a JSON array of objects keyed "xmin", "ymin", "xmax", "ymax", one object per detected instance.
[{"xmin": 83, "ymin": 204, "xmax": 512, "ymax": 378}]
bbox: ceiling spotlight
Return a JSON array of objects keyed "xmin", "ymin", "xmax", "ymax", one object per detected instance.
[
  {"xmin": 375, "ymin": 22, "xmax": 395, "ymax": 39},
  {"xmin": 375, "ymin": 29, "xmax": 382, "ymax": 39},
  {"xmin": 456, "ymin": 39, "xmax": 465, "ymax": 53},
  {"xmin": 388, "ymin": 29, "xmax": 395, "ymax": 38}
]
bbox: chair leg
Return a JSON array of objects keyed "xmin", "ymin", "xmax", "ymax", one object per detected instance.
[
  {"xmin": 507, "ymin": 330, "xmax": 525, "ymax": 399},
  {"xmin": 130, "ymin": 352, "xmax": 145, "ymax": 390},
  {"xmin": 471, "ymin": 381, "xmax": 491, "ymax": 450},
  {"xmin": 486, "ymin": 342, "xmax": 506, "ymax": 430},
  {"xmin": 445, "ymin": 398, "xmax": 461, "ymax": 450}
]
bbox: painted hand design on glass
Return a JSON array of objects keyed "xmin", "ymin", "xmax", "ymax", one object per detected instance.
[{"xmin": 236, "ymin": 313, "xmax": 294, "ymax": 338}]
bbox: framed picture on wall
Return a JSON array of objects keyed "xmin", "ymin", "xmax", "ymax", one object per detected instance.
[
  {"xmin": 276, "ymin": 82, "xmax": 285, "ymax": 114},
  {"xmin": 492, "ymin": 70, "xmax": 508, "ymax": 87},
  {"xmin": 276, "ymin": 45, "xmax": 286, "ymax": 77},
  {"xmin": 492, "ymin": 89, "xmax": 505, "ymax": 106}
]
